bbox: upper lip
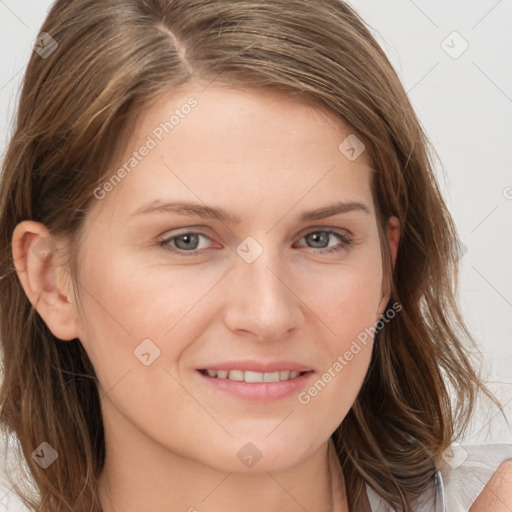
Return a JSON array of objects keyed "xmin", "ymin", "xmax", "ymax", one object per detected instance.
[{"xmin": 197, "ymin": 360, "xmax": 314, "ymax": 373}]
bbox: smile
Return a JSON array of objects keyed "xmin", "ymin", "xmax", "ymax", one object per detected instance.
[{"xmin": 197, "ymin": 368, "xmax": 314, "ymax": 402}]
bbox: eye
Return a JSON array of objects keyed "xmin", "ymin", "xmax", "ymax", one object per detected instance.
[
  {"xmin": 158, "ymin": 228, "xmax": 353, "ymax": 256},
  {"xmin": 158, "ymin": 231, "xmax": 212, "ymax": 257},
  {"xmin": 293, "ymin": 229, "xmax": 353, "ymax": 254}
]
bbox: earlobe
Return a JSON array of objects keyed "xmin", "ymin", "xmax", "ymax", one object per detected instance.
[
  {"xmin": 387, "ymin": 216, "xmax": 400, "ymax": 268},
  {"xmin": 12, "ymin": 221, "xmax": 80, "ymax": 341}
]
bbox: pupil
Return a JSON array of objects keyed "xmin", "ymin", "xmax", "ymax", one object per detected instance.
[
  {"xmin": 176, "ymin": 233, "xmax": 199, "ymax": 250},
  {"xmin": 309, "ymin": 232, "xmax": 327, "ymax": 248}
]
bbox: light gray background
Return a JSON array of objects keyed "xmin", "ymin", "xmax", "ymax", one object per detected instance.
[{"xmin": 0, "ymin": 0, "xmax": 511, "ymax": 507}]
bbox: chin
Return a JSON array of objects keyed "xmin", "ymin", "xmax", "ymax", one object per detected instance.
[{"xmin": 198, "ymin": 434, "xmax": 319, "ymax": 474}]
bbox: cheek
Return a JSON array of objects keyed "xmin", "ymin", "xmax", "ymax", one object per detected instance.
[
  {"xmin": 292, "ymin": 247, "xmax": 383, "ymax": 413},
  {"xmin": 299, "ymin": 248, "xmax": 384, "ymax": 347},
  {"xmin": 296, "ymin": 342, "xmax": 373, "ymax": 444},
  {"xmin": 294, "ymin": 266, "xmax": 381, "ymax": 428},
  {"xmin": 73, "ymin": 244, "xmax": 208, "ymax": 389},
  {"xmin": 74, "ymin": 245, "xmax": 247, "ymax": 413}
]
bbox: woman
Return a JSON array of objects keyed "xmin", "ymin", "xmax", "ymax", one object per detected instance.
[{"xmin": 0, "ymin": 1, "xmax": 510, "ymax": 511}]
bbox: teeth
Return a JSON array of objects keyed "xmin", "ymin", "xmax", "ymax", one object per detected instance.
[
  {"xmin": 262, "ymin": 372, "xmax": 280, "ymax": 382},
  {"xmin": 245, "ymin": 370, "xmax": 263, "ymax": 383},
  {"xmin": 203, "ymin": 369, "xmax": 305, "ymax": 382},
  {"xmin": 228, "ymin": 370, "xmax": 244, "ymax": 381}
]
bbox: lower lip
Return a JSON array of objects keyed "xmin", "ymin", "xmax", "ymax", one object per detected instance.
[{"xmin": 196, "ymin": 370, "xmax": 314, "ymax": 402}]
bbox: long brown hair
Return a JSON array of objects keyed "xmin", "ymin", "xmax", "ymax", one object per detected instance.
[{"xmin": 0, "ymin": 1, "xmax": 495, "ymax": 510}]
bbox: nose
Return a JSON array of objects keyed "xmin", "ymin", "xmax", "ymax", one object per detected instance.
[{"xmin": 222, "ymin": 246, "xmax": 304, "ymax": 342}]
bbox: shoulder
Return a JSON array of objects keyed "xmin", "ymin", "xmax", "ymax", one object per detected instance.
[{"xmin": 469, "ymin": 459, "xmax": 512, "ymax": 511}]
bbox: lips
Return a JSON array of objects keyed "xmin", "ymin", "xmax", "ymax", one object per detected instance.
[{"xmin": 196, "ymin": 360, "xmax": 314, "ymax": 402}]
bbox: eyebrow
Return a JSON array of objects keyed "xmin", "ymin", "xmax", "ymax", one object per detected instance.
[{"xmin": 129, "ymin": 200, "xmax": 370, "ymax": 224}]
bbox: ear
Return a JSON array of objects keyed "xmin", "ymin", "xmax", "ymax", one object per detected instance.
[
  {"xmin": 386, "ymin": 215, "xmax": 400, "ymax": 268},
  {"xmin": 11, "ymin": 221, "xmax": 81, "ymax": 341},
  {"xmin": 376, "ymin": 215, "xmax": 400, "ymax": 319}
]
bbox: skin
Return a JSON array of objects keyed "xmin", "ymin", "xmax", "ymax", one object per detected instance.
[
  {"xmin": 12, "ymin": 83, "xmax": 402, "ymax": 512},
  {"xmin": 470, "ymin": 461, "xmax": 512, "ymax": 511}
]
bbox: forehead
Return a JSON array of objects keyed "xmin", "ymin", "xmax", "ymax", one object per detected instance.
[{"xmin": 90, "ymin": 84, "xmax": 376, "ymax": 224}]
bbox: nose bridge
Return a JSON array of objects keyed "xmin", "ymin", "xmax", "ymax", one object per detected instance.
[
  {"xmin": 245, "ymin": 251, "xmax": 285, "ymax": 299},
  {"xmin": 224, "ymin": 237, "xmax": 302, "ymax": 340}
]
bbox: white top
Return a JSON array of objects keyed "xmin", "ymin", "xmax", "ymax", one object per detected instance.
[
  {"xmin": 2, "ymin": 440, "xmax": 512, "ymax": 511},
  {"xmin": 366, "ymin": 444, "xmax": 512, "ymax": 512}
]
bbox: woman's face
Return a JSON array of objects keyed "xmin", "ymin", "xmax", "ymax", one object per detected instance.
[{"xmin": 70, "ymin": 84, "xmax": 398, "ymax": 473}]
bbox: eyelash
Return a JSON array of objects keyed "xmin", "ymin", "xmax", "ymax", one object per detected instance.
[{"xmin": 158, "ymin": 229, "xmax": 354, "ymax": 257}]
